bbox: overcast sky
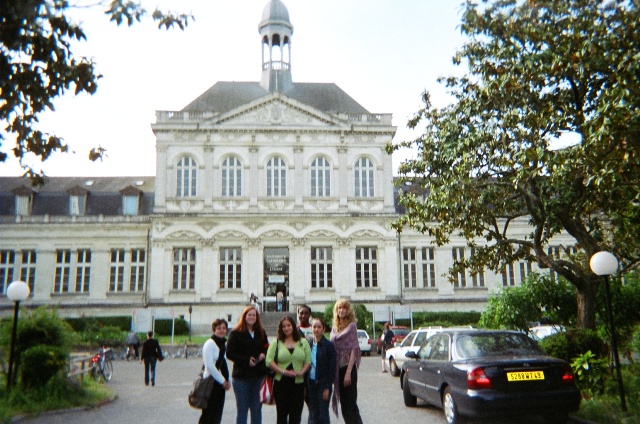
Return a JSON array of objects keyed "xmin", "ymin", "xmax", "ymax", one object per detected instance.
[{"xmin": 1, "ymin": 0, "xmax": 468, "ymax": 177}]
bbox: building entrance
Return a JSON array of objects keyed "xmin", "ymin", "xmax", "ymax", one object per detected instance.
[{"xmin": 263, "ymin": 247, "xmax": 289, "ymax": 312}]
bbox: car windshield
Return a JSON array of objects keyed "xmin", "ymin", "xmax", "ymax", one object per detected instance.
[
  {"xmin": 394, "ymin": 328, "xmax": 410, "ymax": 336},
  {"xmin": 455, "ymin": 333, "xmax": 544, "ymax": 359}
]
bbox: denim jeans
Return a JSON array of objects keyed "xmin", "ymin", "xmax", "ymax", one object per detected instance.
[
  {"xmin": 307, "ymin": 379, "xmax": 331, "ymax": 424},
  {"xmin": 232, "ymin": 377, "xmax": 262, "ymax": 424},
  {"xmin": 143, "ymin": 357, "xmax": 157, "ymax": 385}
]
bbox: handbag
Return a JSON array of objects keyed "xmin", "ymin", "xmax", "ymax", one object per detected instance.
[
  {"xmin": 260, "ymin": 340, "xmax": 279, "ymax": 405},
  {"xmin": 188, "ymin": 370, "xmax": 215, "ymax": 409}
]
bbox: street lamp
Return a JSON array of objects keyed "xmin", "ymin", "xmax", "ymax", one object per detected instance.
[
  {"xmin": 6, "ymin": 280, "xmax": 30, "ymax": 390},
  {"xmin": 188, "ymin": 305, "xmax": 193, "ymax": 342},
  {"xmin": 589, "ymin": 251, "xmax": 626, "ymax": 412}
]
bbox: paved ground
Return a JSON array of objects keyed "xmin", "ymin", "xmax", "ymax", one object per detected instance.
[{"xmin": 16, "ymin": 351, "xmax": 585, "ymax": 424}]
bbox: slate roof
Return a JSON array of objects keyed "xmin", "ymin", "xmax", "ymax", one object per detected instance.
[
  {"xmin": 181, "ymin": 81, "xmax": 370, "ymax": 115},
  {"xmin": 0, "ymin": 176, "xmax": 155, "ymax": 216}
]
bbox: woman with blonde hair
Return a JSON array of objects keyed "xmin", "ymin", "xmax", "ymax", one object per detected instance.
[
  {"xmin": 330, "ymin": 299, "xmax": 363, "ymax": 424},
  {"xmin": 226, "ymin": 305, "xmax": 269, "ymax": 424}
]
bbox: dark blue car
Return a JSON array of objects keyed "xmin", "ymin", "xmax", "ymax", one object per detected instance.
[{"xmin": 400, "ymin": 329, "xmax": 581, "ymax": 424}]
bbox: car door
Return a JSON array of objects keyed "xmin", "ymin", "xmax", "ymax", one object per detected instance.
[
  {"xmin": 420, "ymin": 333, "xmax": 451, "ymax": 406},
  {"xmin": 408, "ymin": 335, "xmax": 438, "ymax": 400}
]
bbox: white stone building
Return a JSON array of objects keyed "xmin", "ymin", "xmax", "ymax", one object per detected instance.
[{"xmin": 0, "ymin": 0, "xmax": 573, "ymax": 331}]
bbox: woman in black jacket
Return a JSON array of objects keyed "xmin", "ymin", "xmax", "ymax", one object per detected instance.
[
  {"xmin": 226, "ymin": 305, "xmax": 269, "ymax": 424},
  {"xmin": 307, "ymin": 317, "xmax": 336, "ymax": 424}
]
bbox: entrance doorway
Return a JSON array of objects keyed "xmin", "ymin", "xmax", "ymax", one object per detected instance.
[{"xmin": 263, "ymin": 247, "xmax": 290, "ymax": 312}]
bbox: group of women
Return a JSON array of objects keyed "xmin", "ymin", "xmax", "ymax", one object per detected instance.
[{"xmin": 199, "ymin": 298, "xmax": 363, "ymax": 424}]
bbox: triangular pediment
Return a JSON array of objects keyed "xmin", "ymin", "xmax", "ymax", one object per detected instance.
[{"xmin": 205, "ymin": 94, "xmax": 346, "ymax": 129}]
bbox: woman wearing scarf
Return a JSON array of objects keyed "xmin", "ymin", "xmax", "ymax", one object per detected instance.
[
  {"xmin": 200, "ymin": 318, "xmax": 231, "ymax": 424},
  {"xmin": 330, "ymin": 299, "xmax": 363, "ymax": 424}
]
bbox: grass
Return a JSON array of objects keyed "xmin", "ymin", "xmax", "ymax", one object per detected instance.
[{"xmin": 0, "ymin": 375, "xmax": 114, "ymax": 423}]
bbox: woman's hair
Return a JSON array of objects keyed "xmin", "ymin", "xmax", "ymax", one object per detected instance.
[
  {"xmin": 384, "ymin": 322, "xmax": 391, "ymax": 330},
  {"xmin": 332, "ymin": 298, "xmax": 356, "ymax": 330},
  {"xmin": 311, "ymin": 317, "xmax": 327, "ymax": 331},
  {"xmin": 212, "ymin": 318, "xmax": 228, "ymax": 332},
  {"xmin": 277, "ymin": 315, "xmax": 301, "ymax": 342},
  {"xmin": 233, "ymin": 305, "xmax": 265, "ymax": 335}
]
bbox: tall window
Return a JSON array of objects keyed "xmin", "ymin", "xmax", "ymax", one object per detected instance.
[
  {"xmin": 219, "ymin": 247, "xmax": 242, "ymax": 289},
  {"xmin": 267, "ymin": 156, "xmax": 287, "ymax": 196},
  {"xmin": 354, "ymin": 157, "xmax": 374, "ymax": 197},
  {"xmin": 15, "ymin": 195, "xmax": 32, "ymax": 216},
  {"xmin": 130, "ymin": 249, "xmax": 146, "ymax": 292},
  {"xmin": 422, "ymin": 247, "xmax": 436, "ymax": 288},
  {"xmin": 311, "ymin": 157, "xmax": 330, "ymax": 197},
  {"xmin": 222, "ymin": 156, "xmax": 242, "ymax": 196},
  {"xmin": 20, "ymin": 250, "xmax": 37, "ymax": 294},
  {"xmin": 173, "ymin": 247, "xmax": 196, "ymax": 290},
  {"xmin": 177, "ymin": 156, "xmax": 197, "ymax": 197},
  {"xmin": 54, "ymin": 250, "xmax": 71, "ymax": 293},
  {"xmin": 547, "ymin": 245, "xmax": 576, "ymax": 281},
  {"xmin": 402, "ymin": 248, "xmax": 418, "ymax": 288},
  {"xmin": 311, "ymin": 247, "xmax": 332, "ymax": 288},
  {"xmin": 452, "ymin": 247, "xmax": 466, "ymax": 288},
  {"xmin": 75, "ymin": 249, "xmax": 91, "ymax": 293},
  {"xmin": 1, "ymin": 250, "xmax": 15, "ymax": 295},
  {"xmin": 110, "ymin": 249, "xmax": 125, "ymax": 292},
  {"xmin": 469, "ymin": 249, "xmax": 485, "ymax": 288},
  {"xmin": 355, "ymin": 247, "xmax": 377, "ymax": 288},
  {"xmin": 69, "ymin": 195, "xmax": 86, "ymax": 216},
  {"xmin": 123, "ymin": 195, "xmax": 139, "ymax": 215}
]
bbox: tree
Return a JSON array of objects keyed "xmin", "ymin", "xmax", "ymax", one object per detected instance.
[
  {"xmin": 388, "ymin": 0, "xmax": 640, "ymax": 329},
  {"xmin": 0, "ymin": 0, "xmax": 192, "ymax": 184}
]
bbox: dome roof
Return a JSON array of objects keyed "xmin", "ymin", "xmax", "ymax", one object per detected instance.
[{"xmin": 259, "ymin": 0, "xmax": 292, "ymax": 30}]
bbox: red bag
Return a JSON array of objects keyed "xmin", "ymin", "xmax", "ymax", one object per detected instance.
[{"xmin": 259, "ymin": 375, "xmax": 275, "ymax": 405}]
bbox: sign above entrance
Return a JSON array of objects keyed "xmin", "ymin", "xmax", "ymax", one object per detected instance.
[{"xmin": 268, "ymin": 275, "xmax": 285, "ymax": 283}]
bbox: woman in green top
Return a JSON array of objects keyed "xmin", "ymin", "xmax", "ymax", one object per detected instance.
[{"xmin": 267, "ymin": 315, "xmax": 311, "ymax": 424}]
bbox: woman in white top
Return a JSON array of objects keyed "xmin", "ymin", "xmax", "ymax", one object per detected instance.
[{"xmin": 200, "ymin": 318, "xmax": 232, "ymax": 424}]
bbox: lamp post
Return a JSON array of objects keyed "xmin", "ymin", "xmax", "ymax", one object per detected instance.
[
  {"xmin": 6, "ymin": 280, "xmax": 30, "ymax": 390},
  {"xmin": 188, "ymin": 305, "xmax": 193, "ymax": 342},
  {"xmin": 589, "ymin": 251, "xmax": 626, "ymax": 412}
]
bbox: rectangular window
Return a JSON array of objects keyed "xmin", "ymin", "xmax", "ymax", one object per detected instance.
[
  {"xmin": 219, "ymin": 247, "xmax": 242, "ymax": 289},
  {"xmin": 174, "ymin": 247, "xmax": 196, "ymax": 290},
  {"xmin": 130, "ymin": 249, "xmax": 146, "ymax": 292},
  {"xmin": 311, "ymin": 247, "xmax": 332, "ymax": 288},
  {"xmin": 402, "ymin": 247, "xmax": 418, "ymax": 288},
  {"xmin": 470, "ymin": 249, "xmax": 485, "ymax": 288},
  {"xmin": 54, "ymin": 250, "xmax": 71, "ymax": 293},
  {"xmin": 452, "ymin": 247, "xmax": 466, "ymax": 288},
  {"xmin": 421, "ymin": 247, "xmax": 436, "ymax": 288},
  {"xmin": 75, "ymin": 249, "xmax": 91, "ymax": 292},
  {"xmin": 110, "ymin": 249, "xmax": 125, "ymax": 292},
  {"xmin": 15, "ymin": 195, "xmax": 31, "ymax": 216},
  {"xmin": 1, "ymin": 250, "xmax": 15, "ymax": 295},
  {"xmin": 123, "ymin": 195, "xmax": 139, "ymax": 215},
  {"xmin": 69, "ymin": 195, "xmax": 85, "ymax": 216},
  {"xmin": 355, "ymin": 247, "xmax": 377, "ymax": 288},
  {"xmin": 20, "ymin": 250, "xmax": 37, "ymax": 294}
]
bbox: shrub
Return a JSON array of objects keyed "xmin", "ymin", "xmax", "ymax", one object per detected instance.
[
  {"xmin": 571, "ymin": 350, "xmax": 607, "ymax": 398},
  {"xmin": 20, "ymin": 345, "xmax": 68, "ymax": 389},
  {"xmin": 154, "ymin": 318, "xmax": 189, "ymax": 336},
  {"xmin": 539, "ymin": 328, "xmax": 607, "ymax": 362},
  {"xmin": 95, "ymin": 326, "xmax": 126, "ymax": 347}
]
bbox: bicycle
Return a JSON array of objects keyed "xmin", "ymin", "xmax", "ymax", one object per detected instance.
[{"xmin": 91, "ymin": 346, "xmax": 114, "ymax": 382}]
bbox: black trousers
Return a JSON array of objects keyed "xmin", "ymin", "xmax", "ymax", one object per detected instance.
[
  {"xmin": 338, "ymin": 366, "xmax": 363, "ymax": 424},
  {"xmin": 273, "ymin": 376, "xmax": 304, "ymax": 424},
  {"xmin": 199, "ymin": 381, "xmax": 226, "ymax": 424}
]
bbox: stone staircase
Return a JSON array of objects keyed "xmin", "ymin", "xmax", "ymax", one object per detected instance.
[{"xmin": 261, "ymin": 311, "xmax": 296, "ymax": 337}]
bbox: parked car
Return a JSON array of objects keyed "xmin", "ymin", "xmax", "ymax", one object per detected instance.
[
  {"xmin": 384, "ymin": 326, "xmax": 443, "ymax": 375},
  {"xmin": 357, "ymin": 329, "xmax": 372, "ymax": 356},
  {"xmin": 400, "ymin": 329, "xmax": 581, "ymax": 424},
  {"xmin": 529, "ymin": 324, "xmax": 564, "ymax": 341},
  {"xmin": 376, "ymin": 325, "xmax": 410, "ymax": 353}
]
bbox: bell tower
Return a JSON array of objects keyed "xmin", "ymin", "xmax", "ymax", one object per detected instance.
[{"xmin": 259, "ymin": 0, "xmax": 293, "ymax": 93}]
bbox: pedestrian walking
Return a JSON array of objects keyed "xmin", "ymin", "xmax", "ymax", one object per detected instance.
[
  {"xmin": 226, "ymin": 305, "xmax": 269, "ymax": 424},
  {"xmin": 199, "ymin": 318, "xmax": 232, "ymax": 424},
  {"xmin": 380, "ymin": 322, "xmax": 394, "ymax": 372},
  {"xmin": 140, "ymin": 331, "xmax": 163, "ymax": 386}
]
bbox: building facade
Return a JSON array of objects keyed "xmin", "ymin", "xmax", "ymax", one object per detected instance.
[{"xmin": 0, "ymin": 0, "xmax": 574, "ymax": 332}]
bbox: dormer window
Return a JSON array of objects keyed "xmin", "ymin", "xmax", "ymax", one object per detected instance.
[
  {"xmin": 12, "ymin": 186, "xmax": 34, "ymax": 216},
  {"xmin": 120, "ymin": 185, "xmax": 142, "ymax": 216},
  {"xmin": 67, "ymin": 186, "xmax": 88, "ymax": 216}
]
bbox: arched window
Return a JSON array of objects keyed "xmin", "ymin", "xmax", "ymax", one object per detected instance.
[
  {"xmin": 267, "ymin": 156, "xmax": 287, "ymax": 196},
  {"xmin": 354, "ymin": 157, "xmax": 374, "ymax": 197},
  {"xmin": 176, "ymin": 156, "xmax": 197, "ymax": 197},
  {"xmin": 311, "ymin": 157, "xmax": 331, "ymax": 197},
  {"xmin": 222, "ymin": 156, "xmax": 242, "ymax": 197}
]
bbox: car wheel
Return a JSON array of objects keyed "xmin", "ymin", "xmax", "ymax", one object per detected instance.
[
  {"xmin": 443, "ymin": 387, "xmax": 464, "ymax": 424},
  {"xmin": 543, "ymin": 413, "xmax": 569, "ymax": 424},
  {"xmin": 402, "ymin": 373, "xmax": 417, "ymax": 407},
  {"xmin": 390, "ymin": 358, "xmax": 400, "ymax": 376}
]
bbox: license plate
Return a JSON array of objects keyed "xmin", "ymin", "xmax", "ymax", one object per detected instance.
[{"xmin": 507, "ymin": 371, "xmax": 545, "ymax": 381}]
